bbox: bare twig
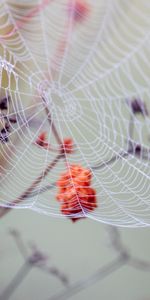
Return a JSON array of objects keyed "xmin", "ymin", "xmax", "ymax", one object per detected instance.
[
  {"xmin": 1, "ymin": 227, "xmax": 150, "ymax": 300},
  {"xmin": 48, "ymin": 255, "xmax": 128, "ymax": 300},
  {"xmin": 9, "ymin": 229, "xmax": 28, "ymax": 259},
  {"xmin": 42, "ymin": 97, "xmax": 63, "ymax": 146},
  {"xmin": 0, "ymin": 229, "xmax": 69, "ymax": 300},
  {"xmin": 0, "ymin": 153, "xmax": 63, "ymax": 218},
  {"xmin": 47, "ymin": 226, "xmax": 150, "ymax": 300},
  {"xmin": 0, "ymin": 262, "xmax": 31, "ymax": 300},
  {"xmin": 27, "ymin": 182, "xmax": 56, "ymax": 198},
  {"xmin": 91, "ymin": 151, "xmax": 129, "ymax": 170}
]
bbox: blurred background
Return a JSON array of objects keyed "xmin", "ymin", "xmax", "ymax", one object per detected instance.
[
  {"xmin": 0, "ymin": 210, "xmax": 150, "ymax": 300},
  {"xmin": 0, "ymin": 1, "xmax": 150, "ymax": 299}
]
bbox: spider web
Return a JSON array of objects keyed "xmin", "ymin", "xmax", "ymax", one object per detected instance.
[{"xmin": 0, "ymin": 0, "xmax": 150, "ymax": 227}]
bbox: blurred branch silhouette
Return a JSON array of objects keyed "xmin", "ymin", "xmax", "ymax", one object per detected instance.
[
  {"xmin": 0, "ymin": 228, "xmax": 69, "ymax": 300},
  {"xmin": 0, "ymin": 226, "xmax": 150, "ymax": 300},
  {"xmin": 47, "ymin": 226, "xmax": 150, "ymax": 300}
]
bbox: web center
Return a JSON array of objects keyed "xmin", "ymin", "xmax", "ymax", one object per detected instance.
[
  {"xmin": 50, "ymin": 91, "xmax": 65, "ymax": 109},
  {"xmin": 38, "ymin": 80, "xmax": 81, "ymax": 121}
]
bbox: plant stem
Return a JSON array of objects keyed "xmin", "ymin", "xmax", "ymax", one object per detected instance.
[
  {"xmin": 0, "ymin": 153, "xmax": 63, "ymax": 218},
  {"xmin": 0, "ymin": 262, "xmax": 31, "ymax": 300},
  {"xmin": 10, "ymin": 229, "xmax": 29, "ymax": 259},
  {"xmin": 43, "ymin": 100, "xmax": 62, "ymax": 145},
  {"xmin": 128, "ymin": 115, "xmax": 134, "ymax": 150},
  {"xmin": 91, "ymin": 151, "xmax": 129, "ymax": 170},
  {"xmin": 0, "ymin": 92, "xmax": 64, "ymax": 218},
  {"xmin": 48, "ymin": 254, "xmax": 128, "ymax": 300}
]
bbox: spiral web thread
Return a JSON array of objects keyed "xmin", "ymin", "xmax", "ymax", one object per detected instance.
[{"xmin": 0, "ymin": 0, "xmax": 150, "ymax": 227}]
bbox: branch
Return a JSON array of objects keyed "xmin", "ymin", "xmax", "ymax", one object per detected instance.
[
  {"xmin": 42, "ymin": 97, "xmax": 63, "ymax": 145},
  {"xmin": 91, "ymin": 151, "xmax": 129, "ymax": 170},
  {"xmin": 0, "ymin": 153, "xmax": 63, "ymax": 218},
  {"xmin": 48, "ymin": 255, "xmax": 127, "ymax": 300},
  {"xmin": 47, "ymin": 225, "xmax": 150, "ymax": 300},
  {"xmin": 0, "ymin": 262, "xmax": 31, "ymax": 300},
  {"xmin": 0, "ymin": 229, "xmax": 69, "ymax": 300}
]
